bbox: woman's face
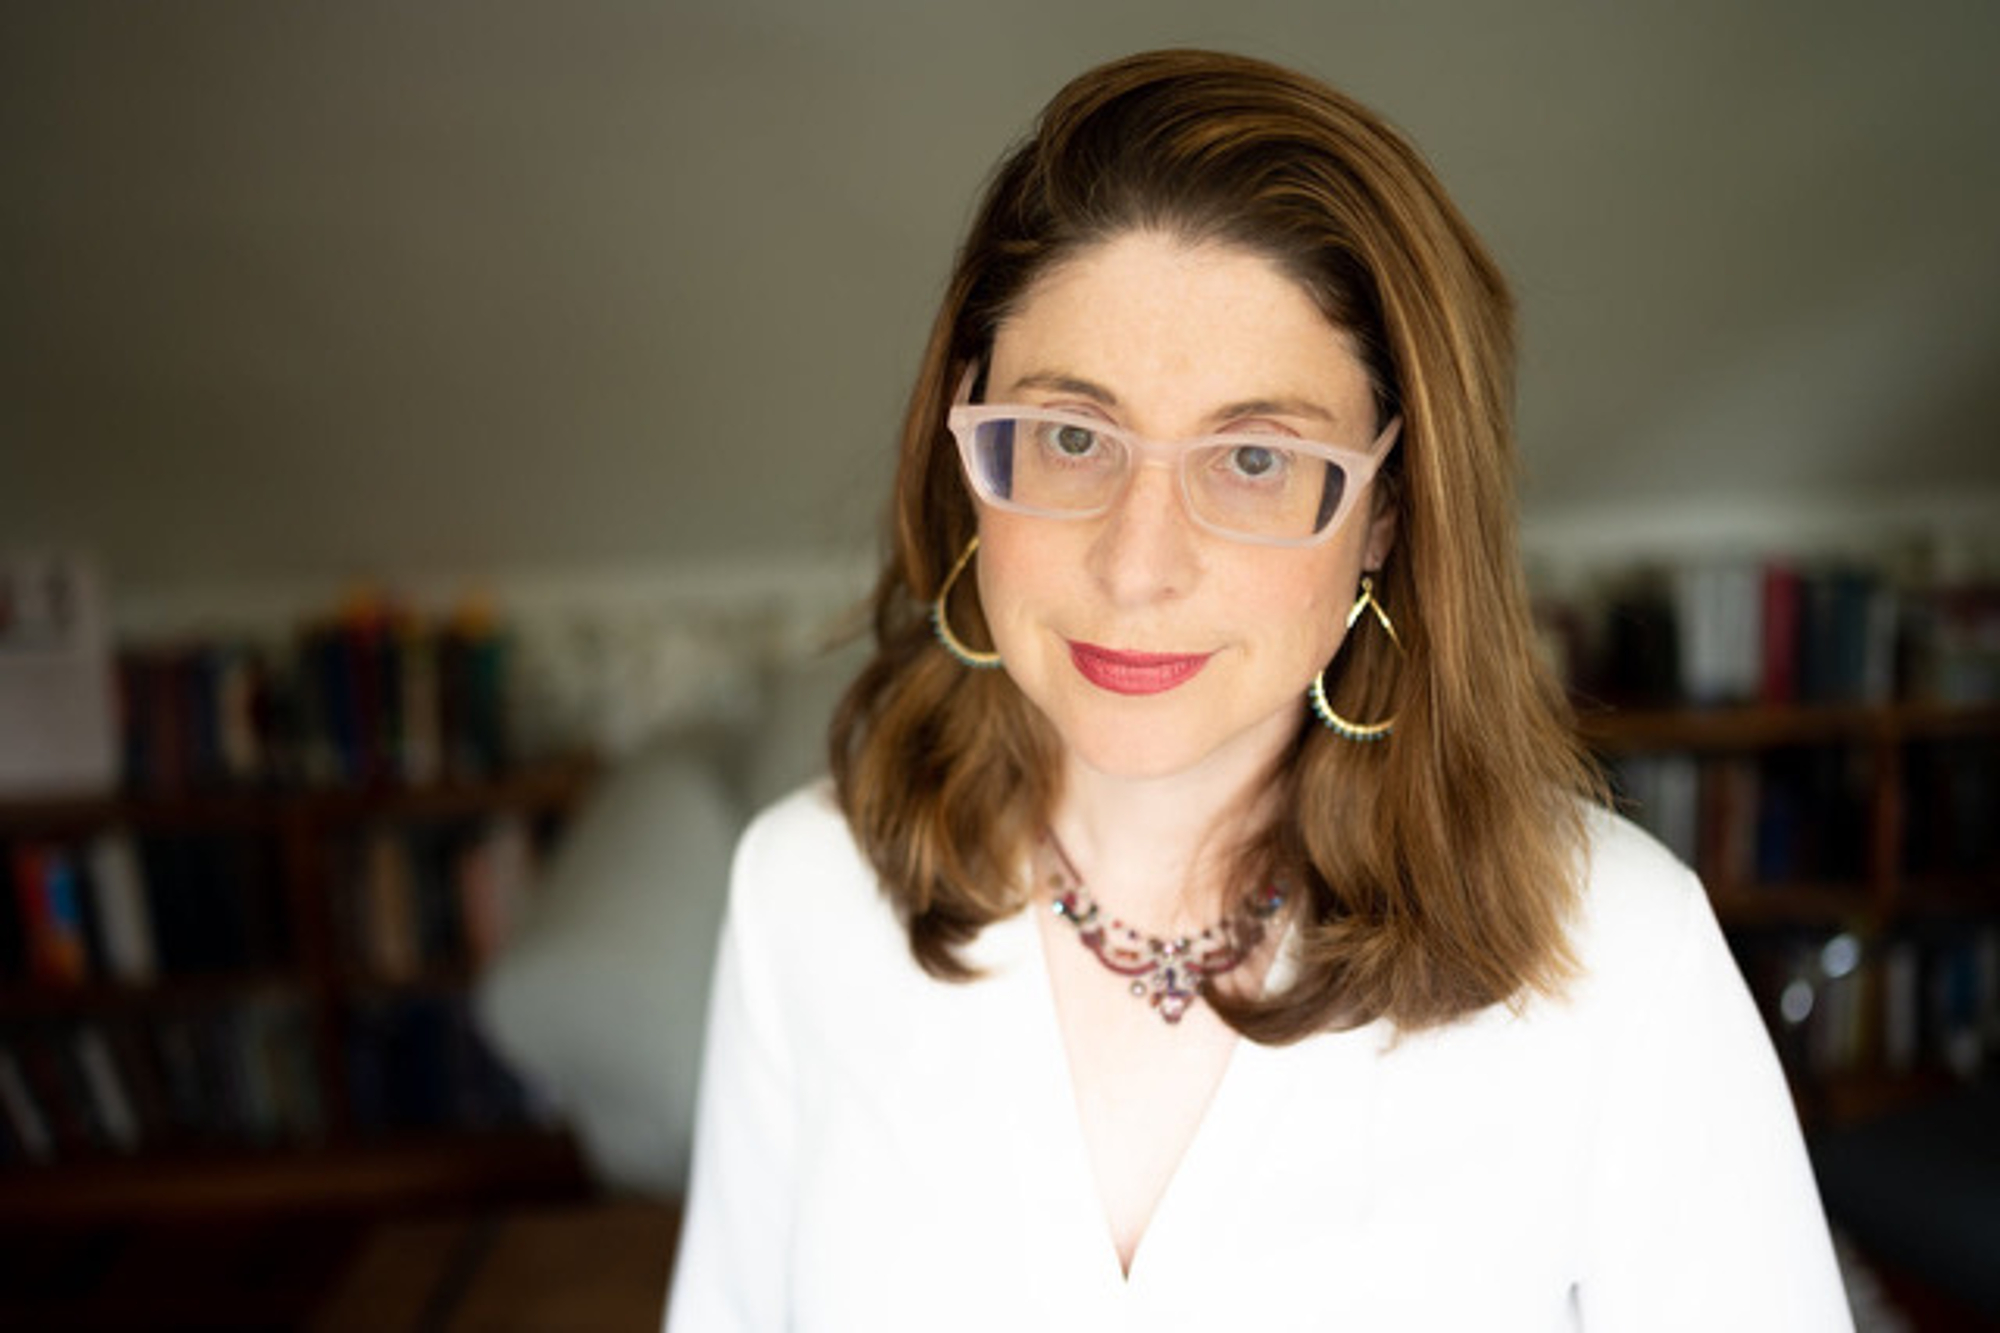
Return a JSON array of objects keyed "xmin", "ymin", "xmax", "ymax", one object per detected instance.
[{"xmin": 974, "ymin": 230, "xmax": 1397, "ymax": 785}]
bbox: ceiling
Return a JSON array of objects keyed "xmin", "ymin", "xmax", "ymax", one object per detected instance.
[{"xmin": 4, "ymin": 0, "xmax": 1997, "ymax": 598}]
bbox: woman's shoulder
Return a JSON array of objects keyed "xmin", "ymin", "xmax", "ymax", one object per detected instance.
[
  {"xmin": 736, "ymin": 780, "xmax": 858, "ymax": 872},
  {"xmin": 726, "ymin": 780, "xmax": 907, "ymax": 956},
  {"xmin": 1561, "ymin": 800, "xmax": 1720, "ymax": 1001},
  {"xmin": 1575, "ymin": 801, "xmax": 1702, "ymax": 913}
]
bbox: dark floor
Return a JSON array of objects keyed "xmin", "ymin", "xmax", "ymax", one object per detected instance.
[
  {"xmin": 0, "ymin": 1205, "xmax": 1992, "ymax": 1332},
  {"xmin": 0, "ymin": 1199, "xmax": 680, "ymax": 1332},
  {"xmin": 0, "ymin": 1215, "xmax": 368, "ymax": 1331}
]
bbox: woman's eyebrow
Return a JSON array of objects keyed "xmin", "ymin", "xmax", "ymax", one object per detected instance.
[
  {"xmin": 1208, "ymin": 396, "xmax": 1339, "ymax": 428},
  {"xmin": 1003, "ymin": 373, "xmax": 1343, "ymax": 431},
  {"xmin": 1004, "ymin": 370, "xmax": 1120, "ymax": 406}
]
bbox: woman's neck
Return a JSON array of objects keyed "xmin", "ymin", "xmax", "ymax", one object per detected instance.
[{"xmin": 1050, "ymin": 738, "xmax": 1282, "ymax": 934}]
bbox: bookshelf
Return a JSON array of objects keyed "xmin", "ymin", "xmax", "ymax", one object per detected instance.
[
  {"xmin": 0, "ymin": 762, "xmax": 599, "ymax": 1222},
  {"xmin": 1546, "ymin": 552, "xmax": 2000, "ymax": 1127},
  {"xmin": 1582, "ymin": 702, "xmax": 2000, "ymax": 916},
  {"xmin": 1578, "ymin": 700, "xmax": 1999, "ymax": 1127}
]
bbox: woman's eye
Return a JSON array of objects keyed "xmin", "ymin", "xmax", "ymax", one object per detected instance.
[
  {"xmin": 1052, "ymin": 424, "xmax": 1098, "ymax": 456},
  {"xmin": 1228, "ymin": 444, "xmax": 1284, "ymax": 479}
]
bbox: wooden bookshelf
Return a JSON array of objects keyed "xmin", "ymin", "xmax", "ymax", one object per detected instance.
[
  {"xmin": 1576, "ymin": 699, "xmax": 1999, "ymax": 1125},
  {"xmin": 0, "ymin": 761, "xmax": 600, "ymax": 1221},
  {"xmin": 1578, "ymin": 700, "xmax": 2000, "ymax": 921}
]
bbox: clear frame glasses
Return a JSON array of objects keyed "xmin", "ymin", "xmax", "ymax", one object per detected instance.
[{"xmin": 945, "ymin": 401, "xmax": 1402, "ymax": 548}]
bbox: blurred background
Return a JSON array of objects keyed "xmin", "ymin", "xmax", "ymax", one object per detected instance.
[
  {"xmin": 2, "ymin": 2, "xmax": 1997, "ymax": 1328},
  {"xmin": 6, "ymin": 0, "xmax": 1998, "ymax": 616}
]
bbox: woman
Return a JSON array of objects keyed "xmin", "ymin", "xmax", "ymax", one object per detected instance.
[{"xmin": 666, "ymin": 50, "xmax": 1850, "ymax": 1331}]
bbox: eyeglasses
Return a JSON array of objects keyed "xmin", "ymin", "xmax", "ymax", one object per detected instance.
[{"xmin": 945, "ymin": 401, "xmax": 1401, "ymax": 548}]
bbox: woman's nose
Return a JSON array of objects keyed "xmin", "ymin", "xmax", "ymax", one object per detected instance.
[{"xmin": 1085, "ymin": 459, "xmax": 1199, "ymax": 608}]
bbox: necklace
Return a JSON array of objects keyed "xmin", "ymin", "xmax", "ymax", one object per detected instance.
[{"xmin": 1041, "ymin": 836, "xmax": 1285, "ymax": 1025}]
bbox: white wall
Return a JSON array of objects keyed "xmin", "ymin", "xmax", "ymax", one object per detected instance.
[{"xmin": 4, "ymin": 0, "xmax": 1998, "ymax": 633}]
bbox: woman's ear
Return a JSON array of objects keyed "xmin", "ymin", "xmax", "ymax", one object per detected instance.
[{"xmin": 1362, "ymin": 492, "xmax": 1398, "ymax": 570}]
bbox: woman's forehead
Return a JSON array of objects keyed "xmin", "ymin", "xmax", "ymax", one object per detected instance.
[{"xmin": 986, "ymin": 231, "xmax": 1372, "ymax": 433}]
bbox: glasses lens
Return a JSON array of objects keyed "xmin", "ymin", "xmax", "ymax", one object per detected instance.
[
  {"xmin": 1185, "ymin": 443, "xmax": 1348, "ymax": 543},
  {"xmin": 969, "ymin": 416, "xmax": 1125, "ymax": 515}
]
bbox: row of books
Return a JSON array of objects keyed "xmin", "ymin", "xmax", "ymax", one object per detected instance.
[
  {"xmin": 0, "ymin": 991, "xmax": 549, "ymax": 1164},
  {"xmin": 330, "ymin": 815, "xmax": 538, "ymax": 981},
  {"xmin": 0, "ymin": 996, "xmax": 321, "ymax": 1164},
  {"xmin": 1611, "ymin": 751, "xmax": 1869, "ymax": 891},
  {"xmin": 344, "ymin": 992, "xmax": 549, "ymax": 1134},
  {"xmin": 1, "ymin": 811, "xmax": 546, "ymax": 990},
  {"xmin": 118, "ymin": 598, "xmax": 513, "ymax": 794},
  {"xmin": 1, "ymin": 830, "xmax": 285, "ymax": 987},
  {"xmin": 1738, "ymin": 923, "xmax": 2000, "ymax": 1081},
  {"xmin": 1610, "ymin": 740, "xmax": 1997, "ymax": 891},
  {"xmin": 1903, "ymin": 736, "xmax": 2000, "ymax": 878},
  {"xmin": 1555, "ymin": 562, "xmax": 2000, "ymax": 709}
]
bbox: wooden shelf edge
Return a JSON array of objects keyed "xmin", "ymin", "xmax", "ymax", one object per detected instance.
[
  {"xmin": 1577, "ymin": 700, "xmax": 2000, "ymax": 752},
  {"xmin": 0, "ymin": 1129, "xmax": 589, "ymax": 1224},
  {"xmin": 0, "ymin": 758, "xmax": 600, "ymax": 833},
  {"xmin": 0, "ymin": 971, "xmax": 306, "ymax": 1017},
  {"xmin": 1796, "ymin": 1069, "xmax": 1963, "ymax": 1131},
  {"xmin": 1709, "ymin": 886, "xmax": 1878, "ymax": 928}
]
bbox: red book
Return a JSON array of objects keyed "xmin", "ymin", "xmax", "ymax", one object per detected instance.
[
  {"xmin": 1760, "ymin": 563, "xmax": 1802, "ymax": 706},
  {"xmin": 12, "ymin": 844, "xmax": 90, "ymax": 986}
]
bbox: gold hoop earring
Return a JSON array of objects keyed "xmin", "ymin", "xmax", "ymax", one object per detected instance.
[
  {"xmin": 1310, "ymin": 574, "xmax": 1402, "ymax": 741},
  {"xmin": 932, "ymin": 537, "xmax": 1003, "ymax": 669}
]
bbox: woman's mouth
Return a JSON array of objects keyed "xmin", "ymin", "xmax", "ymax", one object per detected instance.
[{"xmin": 1067, "ymin": 641, "xmax": 1213, "ymax": 696}]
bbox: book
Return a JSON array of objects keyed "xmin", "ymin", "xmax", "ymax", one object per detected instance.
[
  {"xmin": 102, "ymin": 1018, "xmax": 174, "ymax": 1149},
  {"xmin": 1596, "ymin": 575, "xmax": 1681, "ymax": 705},
  {"xmin": 1882, "ymin": 939, "xmax": 1920, "ymax": 1076},
  {"xmin": 192, "ymin": 1007, "xmax": 252, "ymax": 1142},
  {"xmin": 355, "ymin": 827, "xmax": 422, "ymax": 982},
  {"xmin": 213, "ymin": 643, "xmax": 266, "ymax": 784},
  {"xmin": 85, "ymin": 829, "xmax": 158, "ymax": 985},
  {"xmin": 225, "ymin": 1001, "xmax": 284, "ymax": 1146},
  {"xmin": 12, "ymin": 844, "xmax": 90, "ymax": 986},
  {"xmin": 1759, "ymin": 563, "xmax": 1802, "ymax": 705},
  {"xmin": 1694, "ymin": 755, "xmax": 1759, "ymax": 892},
  {"xmin": 184, "ymin": 646, "xmax": 224, "ymax": 787},
  {"xmin": 15, "ymin": 1029, "xmax": 93, "ymax": 1156},
  {"xmin": 441, "ymin": 608, "xmax": 511, "ymax": 779},
  {"xmin": 0, "ymin": 1045, "xmax": 54, "ymax": 1164},
  {"xmin": 1672, "ymin": 562, "xmax": 1762, "ymax": 705},
  {"xmin": 256, "ymin": 997, "xmax": 326, "ymax": 1143},
  {"xmin": 71, "ymin": 1024, "xmax": 141, "ymax": 1153},
  {"xmin": 344, "ymin": 999, "xmax": 392, "ymax": 1134},
  {"xmin": 149, "ymin": 1014, "xmax": 212, "ymax": 1142},
  {"xmin": 396, "ymin": 616, "xmax": 443, "ymax": 786},
  {"xmin": 455, "ymin": 815, "xmax": 534, "ymax": 969},
  {"xmin": 108, "ymin": 594, "xmax": 529, "ymax": 796},
  {"xmin": 1796, "ymin": 566, "xmax": 1897, "ymax": 705}
]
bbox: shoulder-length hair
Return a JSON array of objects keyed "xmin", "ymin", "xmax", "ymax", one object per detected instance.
[{"xmin": 830, "ymin": 49, "xmax": 1603, "ymax": 1041}]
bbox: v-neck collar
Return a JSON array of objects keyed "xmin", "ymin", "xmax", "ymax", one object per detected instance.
[
  {"xmin": 1004, "ymin": 899, "xmax": 1290, "ymax": 1292},
  {"xmin": 877, "ymin": 898, "xmax": 1384, "ymax": 1325}
]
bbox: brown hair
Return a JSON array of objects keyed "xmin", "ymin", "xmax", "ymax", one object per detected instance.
[{"xmin": 830, "ymin": 49, "xmax": 1603, "ymax": 1040}]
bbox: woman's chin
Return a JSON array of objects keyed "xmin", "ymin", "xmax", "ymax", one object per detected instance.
[{"xmin": 1051, "ymin": 704, "xmax": 1306, "ymax": 789}]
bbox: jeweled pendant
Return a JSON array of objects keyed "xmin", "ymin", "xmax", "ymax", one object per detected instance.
[{"xmin": 1041, "ymin": 834, "xmax": 1284, "ymax": 1027}]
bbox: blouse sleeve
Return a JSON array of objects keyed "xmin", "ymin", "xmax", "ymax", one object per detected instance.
[
  {"xmin": 663, "ymin": 817, "xmax": 799, "ymax": 1332},
  {"xmin": 1577, "ymin": 867, "xmax": 1854, "ymax": 1331}
]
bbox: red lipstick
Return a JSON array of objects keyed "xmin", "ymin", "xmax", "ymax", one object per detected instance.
[{"xmin": 1067, "ymin": 642, "xmax": 1212, "ymax": 696}]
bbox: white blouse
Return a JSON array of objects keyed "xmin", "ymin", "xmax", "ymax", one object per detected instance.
[{"xmin": 665, "ymin": 785, "xmax": 1852, "ymax": 1332}]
